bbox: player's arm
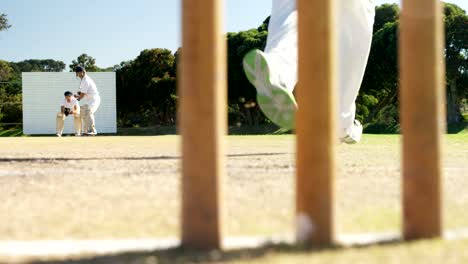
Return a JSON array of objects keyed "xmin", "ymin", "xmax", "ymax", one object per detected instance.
[
  {"xmin": 78, "ymin": 81, "xmax": 89, "ymax": 100},
  {"xmin": 78, "ymin": 92, "xmax": 86, "ymax": 100},
  {"xmin": 61, "ymin": 106, "xmax": 65, "ymax": 115}
]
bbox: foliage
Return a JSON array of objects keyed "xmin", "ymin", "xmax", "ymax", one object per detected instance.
[
  {"xmin": 359, "ymin": 2, "xmax": 468, "ymax": 132},
  {"xmin": 0, "ymin": 91, "xmax": 21, "ymax": 124},
  {"xmin": 69, "ymin": 54, "xmax": 102, "ymax": 72},
  {"xmin": 0, "ymin": 13, "xmax": 11, "ymax": 32},
  {"xmin": 364, "ymin": 104, "xmax": 401, "ymax": 134},
  {"xmin": 226, "ymin": 17, "xmax": 270, "ymax": 126},
  {"xmin": 373, "ymin": 4, "xmax": 399, "ymax": 33},
  {"xmin": 116, "ymin": 49, "xmax": 177, "ymax": 127},
  {"xmin": 0, "ymin": 60, "xmax": 21, "ymax": 124},
  {"xmin": 11, "ymin": 59, "xmax": 66, "ymax": 73},
  {"xmin": 444, "ymin": 3, "xmax": 468, "ymax": 123},
  {"xmin": 0, "ymin": 60, "xmax": 13, "ymax": 81},
  {"xmin": 359, "ymin": 19, "xmax": 399, "ymax": 129}
]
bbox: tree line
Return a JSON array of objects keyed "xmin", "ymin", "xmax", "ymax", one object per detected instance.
[{"xmin": 0, "ymin": 3, "xmax": 466, "ymax": 132}]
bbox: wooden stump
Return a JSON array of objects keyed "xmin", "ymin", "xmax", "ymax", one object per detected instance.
[
  {"xmin": 400, "ymin": 0, "xmax": 445, "ymax": 240},
  {"xmin": 179, "ymin": 0, "xmax": 226, "ymax": 250},
  {"xmin": 296, "ymin": 0, "xmax": 338, "ymax": 245}
]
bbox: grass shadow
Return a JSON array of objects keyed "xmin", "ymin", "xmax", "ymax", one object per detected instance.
[
  {"xmin": 447, "ymin": 121, "xmax": 468, "ymax": 134},
  {"xmin": 29, "ymin": 244, "xmax": 333, "ymax": 264},
  {"xmin": 116, "ymin": 125, "xmax": 289, "ymax": 136},
  {"xmin": 0, "ymin": 153, "xmax": 290, "ymax": 163},
  {"xmin": 31, "ymin": 237, "xmax": 406, "ymax": 264}
]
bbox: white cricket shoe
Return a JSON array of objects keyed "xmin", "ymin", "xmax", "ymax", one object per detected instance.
[
  {"xmin": 56, "ymin": 133, "xmax": 62, "ymax": 137},
  {"xmin": 341, "ymin": 120, "xmax": 363, "ymax": 144},
  {"xmin": 243, "ymin": 49, "xmax": 297, "ymax": 130}
]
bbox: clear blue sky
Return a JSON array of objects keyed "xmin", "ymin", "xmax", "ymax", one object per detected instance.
[{"xmin": 0, "ymin": 0, "xmax": 466, "ymax": 69}]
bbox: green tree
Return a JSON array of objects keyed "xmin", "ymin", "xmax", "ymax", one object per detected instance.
[
  {"xmin": 444, "ymin": 3, "xmax": 468, "ymax": 123},
  {"xmin": 359, "ymin": 21, "xmax": 400, "ymax": 132},
  {"xmin": 0, "ymin": 90, "xmax": 21, "ymax": 125},
  {"xmin": 359, "ymin": 2, "xmax": 467, "ymax": 132},
  {"xmin": 0, "ymin": 60, "xmax": 21, "ymax": 125},
  {"xmin": 0, "ymin": 60, "xmax": 13, "ymax": 81},
  {"xmin": 227, "ymin": 17, "xmax": 270, "ymax": 126},
  {"xmin": 373, "ymin": 4, "xmax": 399, "ymax": 33},
  {"xmin": 0, "ymin": 13, "xmax": 11, "ymax": 32},
  {"xmin": 69, "ymin": 54, "xmax": 101, "ymax": 72},
  {"xmin": 444, "ymin": 2, "xmax": 466, "ymax": 17},
  {"xmin": 116, "ymin": 49, "xmax": 177, "ymax": 126},
  {"xmin": 0, "ymin": 60, "xmax": 19, "ymax": 95},
  {"xmin": 359, "ymin": 4, "xmax": 401, "ymax": 132},
  {"xmin": 11, "ymin": 59, "xmax": 66, "ymax": 72}
]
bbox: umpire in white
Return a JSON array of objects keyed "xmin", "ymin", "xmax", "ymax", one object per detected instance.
[{"xmin": 75, "ymin": 66, "xmax": 101, "ymax": 135}]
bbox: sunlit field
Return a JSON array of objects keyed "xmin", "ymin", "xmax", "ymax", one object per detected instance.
[{"xmin": 0, "ymin": 134, "xmax": 467, "ymax": 263}]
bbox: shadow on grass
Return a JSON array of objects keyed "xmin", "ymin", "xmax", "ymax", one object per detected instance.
[
  {"xmin": 117, "ymin": 125, "xmax": 288, "ymax": 136},
  {"xmin": 447, "ymin": 122, "xmax": 468, "ymax": 134},
  {"xmin": 363, "ymin": 122, "xmax": 468, "ymax": 135},
  {"xmin": 32, "ymin": 238, "xmax": 405, "ymax": 264},
  {"xmin": 0, "ymin": 153, "xmax": 291, "ymax": 163}
]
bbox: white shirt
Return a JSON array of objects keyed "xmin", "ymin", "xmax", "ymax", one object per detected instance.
[
  {"xmin": 79, "ymin": 75, "xmax": 100, "ymax": 104},
  {"xmin": 61, "ymin": 97, "xmax": 80, "ymax": 114}
]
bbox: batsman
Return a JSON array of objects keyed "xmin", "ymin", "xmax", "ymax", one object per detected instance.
[{"xmin": 75, "ymin": 66, "xmax": 101, "ymax": 135}]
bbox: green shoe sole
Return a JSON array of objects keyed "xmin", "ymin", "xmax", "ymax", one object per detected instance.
[{"xmin": 242, "ymin": 49, "xmax": 297, "ymax": 130}]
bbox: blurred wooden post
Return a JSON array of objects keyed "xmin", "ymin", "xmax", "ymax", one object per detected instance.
[
  {"xmin": 296, "ymin": 0, "xmax": 337, "ymax": 245},
  {"xmin": 400, "ymin": 0, "xmax": 445, "ymax": 240},
  {"xmin": 179, "ymin": 0, "xmax": 226, "ymax": 249}
]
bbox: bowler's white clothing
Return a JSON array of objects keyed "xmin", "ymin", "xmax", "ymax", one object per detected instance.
[
  {"xmin": 265, "ymin": 0, "xmax": 375, "ymax": 137},
  {"xmin": 79, "ymin": 75, "xmax": 101, "ymax": 134},
  {"xmin": 79, "ymin": 75, "xmax": 101, "ymax": 113}
]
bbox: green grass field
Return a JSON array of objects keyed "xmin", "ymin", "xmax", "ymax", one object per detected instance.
[{"xmin": 0, "ymin": 134, "xmax": 467, "ymax": 263}]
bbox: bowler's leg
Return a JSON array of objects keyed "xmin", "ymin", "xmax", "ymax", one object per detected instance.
[
  {"xmin": 338, "ymin": 0, "xmax": 375, "ymax": 142},
  {"xmin": 241, "ymin": 0, "xmax": 298, "ymax": 129},
  {"xmin": 264, "ymin": 0, "xmax": 298, "ymax": 92},
  {"xmin": 88, "ymin": 111, "xmax": 96, "ymax": 134},
  {"xmin": 87, "ymin": 98, "xmax": 101, "ymax": 135}
]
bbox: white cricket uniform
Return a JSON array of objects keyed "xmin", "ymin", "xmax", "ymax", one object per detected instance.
[
  {"xmin": 265, "ymin": 0, "xmax": 375, "ymax": 137},
  {"xmin": 79, "ymin": 75, "xmax": 101, "ymax": 134},
  {"xmin": 61, "ymin": 97, "xmax": 80, "ymax": 114},
  {"xmin": 56, "ymin": 97, "xmax": 81, "ymax": 135},
  {"xmin": 79, "ymin": 75, "xmax": 101, "ymax": 113}
]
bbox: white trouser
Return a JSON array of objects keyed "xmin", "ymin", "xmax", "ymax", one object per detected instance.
[
  {"xmin": 87, "ymin": 96, "xmax": 101, "ymax": 114},
  {"xmin": 81, "ymin": 96, "xmax": 101, "ymax": 133},
  {"xmin": 265, "ymin": 0, "xmax": 375, "ymax": 136},
  {"xmin": 56, "ymin": 112, "xmax": 81, "ymax": 135}
]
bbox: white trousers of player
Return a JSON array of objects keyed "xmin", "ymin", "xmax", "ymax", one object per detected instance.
[
  {"xmin": 56, "ymin": 112, "xmax": 81, "ymax": 135},
  {"xmin": 81, "ymin": 96, "xmax": 101, "ymax": 134},
  {"xmin": 265, "ymin": 0, "xmax": 375, "ymax": 137}
]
